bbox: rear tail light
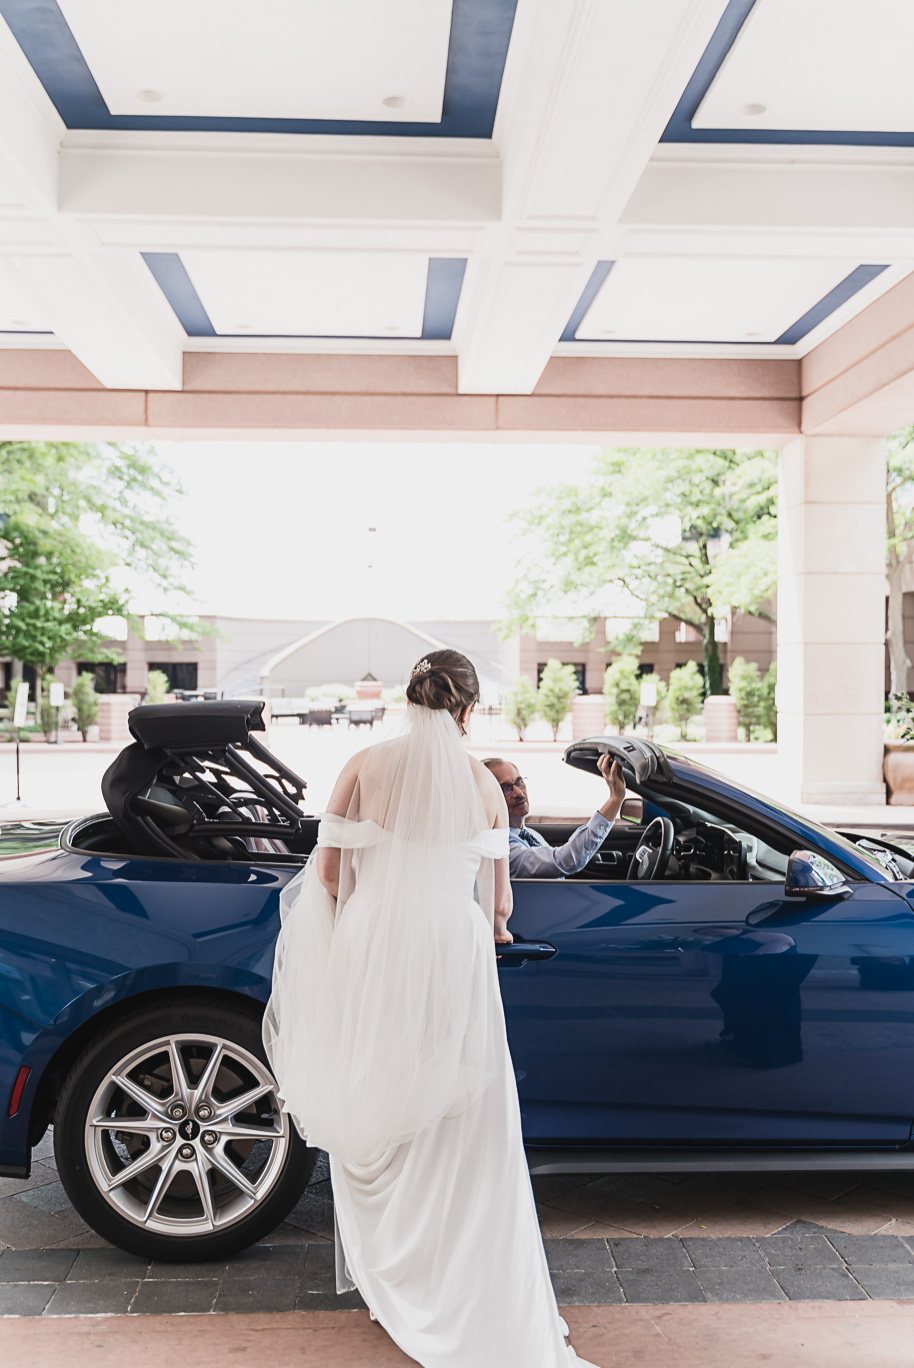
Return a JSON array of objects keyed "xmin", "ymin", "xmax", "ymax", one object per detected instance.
[{"xmin": 8, "ymin": 1066, "xmax": 30, "ymax": 1117}]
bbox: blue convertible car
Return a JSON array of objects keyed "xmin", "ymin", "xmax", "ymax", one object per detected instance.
[{"xmin": 2, "ymin": 699, "xmax": 914, "ymax": 1262}]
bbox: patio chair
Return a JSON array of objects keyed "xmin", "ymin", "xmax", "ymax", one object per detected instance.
[{"xmin": 347, "ymin": 710, "xmax": 375, "ymax": 729}]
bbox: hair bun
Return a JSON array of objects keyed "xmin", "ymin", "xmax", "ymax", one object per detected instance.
[{"xmin": 405, "ymin": 649, "xmax": 480, "ymax": 725}]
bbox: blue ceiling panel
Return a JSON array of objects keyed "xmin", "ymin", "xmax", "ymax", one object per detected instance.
[
  {"xmin": 143, "ymin": 252, "xmax": 467, "ymax": 341},
  {"xmin": 560, "ymin": 260, "xmax": 889, "ymax": 347},
  {"xmin": 663, "ymin": 0, "xmax": 914, "ymax": 146},
  {"xmin": 0, "ymin": 0, "xmax": 516, "ymax": 138}
]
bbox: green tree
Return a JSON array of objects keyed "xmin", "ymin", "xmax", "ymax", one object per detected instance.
[
  {"xmin": 537, "ymin": 659, "xmax": 579, "ymax": 740},
  {"xmin": 70, "ymin": 671, "xmax": 99, "ymax": 742},
  {"xmin": 501, "ymin": 447, "xmax": 777, "ymax": 696},
  {"xmin": 728, "ymin": 656, "xmax": 766, "ymax": 742},
  {"xmin": 603, "ymin": 654, "xmax": 641, "ymax": 733},
  {"xmin": 0, "ymin": 441, "xmax": 198, "ymax": 709},
  {"xmin": 144, "ymin": 669, "xmax": 171, "ymax": 705},
  {"xmin": 886, "ymin": 424, "xmax": 914, "ymax": 703},
  {"xmin": 666, "ymin": 661, "xmax": 704, "ymax": 740},
  {"xmin": 503, "ymin": 676, "xmax": 538, "ymax": 741},
  {"xmin": 761, "ymin": 661, "xmax": 777, "ymax": 740}
]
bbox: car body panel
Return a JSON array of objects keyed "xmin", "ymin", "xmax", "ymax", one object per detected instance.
[
  {"xmin": 3, "ymin": 732, "xmax": 914, "ymax": 1179},
  {"xmin": 501, "ymin": 878, "xmax": 914, "ymax": 1146}
]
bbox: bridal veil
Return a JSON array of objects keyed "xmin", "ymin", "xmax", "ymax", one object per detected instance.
[{"xmin": 262, "ymin": 705, "xmax": 506, "ymax": 1168}]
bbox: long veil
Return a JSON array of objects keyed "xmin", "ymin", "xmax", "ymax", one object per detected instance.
[{"xmin": 262, "ymin": 706, "xmax": 507, "ymax": 1169}]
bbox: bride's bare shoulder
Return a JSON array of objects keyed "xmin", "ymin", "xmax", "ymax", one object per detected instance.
[{"xmin": 469, "ymin": 755, "xmax": 507, "ymax": 825}]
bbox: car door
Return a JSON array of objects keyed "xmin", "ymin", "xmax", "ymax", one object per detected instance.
[{"xmin": 499, "ymin": 874, "xmax": 914, "ymax": 1147}]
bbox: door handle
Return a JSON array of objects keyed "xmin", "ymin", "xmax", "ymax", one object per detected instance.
[{"xmin": 495, "ymin": 939, "xmax": 557, "ymax": 965}]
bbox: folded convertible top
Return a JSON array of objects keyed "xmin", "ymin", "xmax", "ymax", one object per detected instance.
[{"xmin": 128, "ymin": 699, "xmax": 266, "ymax": 750}]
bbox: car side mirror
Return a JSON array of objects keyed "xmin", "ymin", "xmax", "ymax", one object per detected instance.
[
  {"xmin": 620, "ymin": 796, "xmax": 644, "ymax": 823},
  {"xmin": 785, "ymin": 849, "xmax": 851, "ymax": 899}
]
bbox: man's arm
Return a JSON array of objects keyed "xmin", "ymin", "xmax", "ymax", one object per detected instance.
[{"xmin": 508, "ymin": 757, "xmax": 626, "ymax": 879}]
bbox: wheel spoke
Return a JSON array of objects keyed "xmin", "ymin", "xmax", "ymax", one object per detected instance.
[
  {"xmin": 205, "ymin": 1145, "xmax": 259, "ymax": 1199},
  {"xmin": 192, "ymin": 1154, "xmax": 217, "ymax": 1230},
  {"xmin": 111, "ymin": 1074, "xmax": 171, "ymax": 1121},
  {"xmin": 105, "ymin": 1142, "xmax": 166, "ymax": 1193},
  {"xmin": 211, "ymin": 1083, "xmax": 272, "ymax": 1125},
  {"xmin": 168, "ymin": 1040, "xmax": 190, "ymax": 1106},
  {"xmin": 191, "ymin": 1042, "xmax": 224, "ymax": 1109},
  {"xmin": 90, "ymin": 1115, "xmax": 162, "ymax": 1134},
  {"xmin": 143, "ymin": 1150, "xmax": 179, "ymax": 1223},
  {"xmin": 217, "ymin": 1120, "xmax": 283, "ymax": 1142}
]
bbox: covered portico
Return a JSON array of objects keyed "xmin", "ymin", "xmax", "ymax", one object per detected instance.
[{"xmin": 1, "ymin": 0, "xmax": 913, "ymax": 806}]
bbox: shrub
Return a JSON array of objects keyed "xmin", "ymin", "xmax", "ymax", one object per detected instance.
[
  {"xmin": 144, "ymin": 669, "xmax": 171, "ymax": 706},
  {"xmin": 504, "ymin": 676, "xmax": 538, "ymax": 741},
  {"xmin": 537, "ymin": 659, "xmax": 580, "ymax": 741},
  {"xmin": 761, "ymin": 661, "xmax": 777, "ymax": 740},
  {"xmin": 728, "ymin": 656, "xmax": 765, "ymax": 742},
  {"xmin": 666, "ymin": 661, "xmax": 705, "ymax": 741},
  {"xmin": 70, "ymin": 671, "xmax": 99, "ymax": 742},
  {"xmin": 603, "ymin": 655, "xmax": 640, "ymax": 733}
]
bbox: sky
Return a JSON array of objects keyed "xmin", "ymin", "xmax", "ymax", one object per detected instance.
[{"xmin": 146, "ymin": 441, "xmax": 602, "ymax": 623}]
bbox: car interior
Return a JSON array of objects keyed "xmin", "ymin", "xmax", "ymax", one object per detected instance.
[{"xmin": 64, "ymin": 701, "xmax": 913, "ymax": 883}]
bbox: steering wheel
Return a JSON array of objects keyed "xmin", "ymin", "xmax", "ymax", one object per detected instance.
[{"xmin": 627, "ymin": 816, "xmax": 675, "ymax": 881}]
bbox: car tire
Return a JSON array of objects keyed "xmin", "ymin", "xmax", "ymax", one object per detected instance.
[{"xmin": 54, "ymin": 993, "xmax": 315, "ymax": 1262}]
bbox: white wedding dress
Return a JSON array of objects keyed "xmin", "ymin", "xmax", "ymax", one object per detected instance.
[{"xmin": 263, "ymin": 706, "xmax": 598, "ymax": 1368}]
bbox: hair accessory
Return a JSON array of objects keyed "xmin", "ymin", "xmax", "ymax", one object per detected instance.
[{"xmin": 411, "ymin": 658, "xmax": 432, "ymax": 679}]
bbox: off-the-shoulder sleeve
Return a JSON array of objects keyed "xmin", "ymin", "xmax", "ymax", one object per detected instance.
[
  {"xmin": 316, "ymin": 813, "xmax": 392, "ymax": 849},
  {"xmin": 465, "ymin": 828, "xmax": 510, "ymax": 859}
]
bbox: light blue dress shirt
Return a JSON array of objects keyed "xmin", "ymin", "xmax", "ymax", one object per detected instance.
[{"xmin": 507, "ymin": 813, "xmax": 613, "ymax": 879}]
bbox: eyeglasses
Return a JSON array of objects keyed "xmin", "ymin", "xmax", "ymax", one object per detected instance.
[{"xmin": 499, "ymin": 776, "xmax": 527, "ymax": 796}]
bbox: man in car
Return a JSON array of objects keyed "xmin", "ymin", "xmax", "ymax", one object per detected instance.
[{"xmin": 482, "ymin": 754, "xmax": 626, "ymax": 878}]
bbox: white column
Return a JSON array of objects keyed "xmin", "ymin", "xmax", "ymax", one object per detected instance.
[{"xmin": 777, "ymin": 436, "xmax": 886, "ymax": 806}]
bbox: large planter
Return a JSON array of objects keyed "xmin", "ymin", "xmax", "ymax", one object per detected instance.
[
  {"xmin": 703, "ymin": 694, "xmax": 739, "ymax": 743},
  {"xmin": 572, "ymin": 694, "xmax": 607, "ymax": 741},
  {"xmin": 884, "ymin": 742, "xmax": 914, "ymax": 805}
]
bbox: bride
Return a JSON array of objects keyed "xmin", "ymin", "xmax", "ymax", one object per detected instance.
[{"xmin": 263, "ymin": 649, "xmax": 599, "ymax": 1367}]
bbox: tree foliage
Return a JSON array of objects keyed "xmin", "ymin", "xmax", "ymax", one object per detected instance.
[
  {"xmin": 0, "ymin": 442, "xmax": 198, "ymax": 705},
  {"xmin": 665, "ymin": 661, "xmax": 704, "ymax": 740},
  {"xmin": 503, "ymin": 676, "xmax": 538, "ymax": 741},
  {"xmin": 500, "ymin": 447, "xmax": 778, "ymax": 695},
  {"xmin": 536, "ymin": 659, "xmax": 579, "ymax": 740},
  {"xmin": 602, "ymin": 655, "xmax": 641, "ymax": 733}
]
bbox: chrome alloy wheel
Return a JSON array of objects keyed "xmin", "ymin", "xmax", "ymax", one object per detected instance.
[{"xmin": 85, "ymin": 1033, "xmax": 290, "ymax": 1237}]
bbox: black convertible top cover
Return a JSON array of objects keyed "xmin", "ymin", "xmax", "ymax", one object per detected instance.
[{"xmin": 128, "ymin": 699, "xmax": 266, "ymax": 750}]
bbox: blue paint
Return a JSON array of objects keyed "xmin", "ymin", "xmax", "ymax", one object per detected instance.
[
  {"xmin": 663, "ymin": 0, "xmax": 914, "ymax": 147},
  {"xmin": 774, "ymin": 264, "xmax": 889, "ymax": 344},
  {"xmin": 4, "ymin": 739, "xmax": 914, "ymax": 1175},
  {"xmin": 559, "ymin": 261, "xmax": 613, "ymax": 343},
  {"xmin": 0, "ymin": 0, "xmax": 517, "ymax": 139},
  {"xmin": 421, "ymin": 257, "xmax": 467, "ymax": 340},
  {"xmin": 141, "ymin": 253, "xmax": 215, "ymax": 337},
  {"xmin": 561, "ymin": 260, "xmax": 888, "ymax": 347},
  {"xmin": 142, "ymin": 252, "xmax": 467, "ymax": 341}
]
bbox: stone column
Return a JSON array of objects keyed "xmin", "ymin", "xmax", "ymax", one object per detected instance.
[{"xmin": 777, "ymin": 436, "xmax": 886, "ymax": 806}]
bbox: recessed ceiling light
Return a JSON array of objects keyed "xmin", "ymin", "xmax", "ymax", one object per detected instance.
[
  {"xmin": 235, "ymin": 323, "xmax": 253, "ymax": 331},
  {"xmin": 741, "ymin": 102, "xmax": 767, "ymax": 116},
  {"xmin": 382, "ymin": 325, "xmax": 401, "ymax": 333},
  {"xmin": 382, "ymin": 95, "xmax": 409, "ymax": 109},
  {"xmin": 600, "ymin": 328, "xmax": 617, "ymax": 336},
  {"xmin": 136, "ymin": 89, "xmax": 165, "ymax": 103},
  {"xmin": 744, "ymin": 330, "xmax": 763, "ymax": 338},
  {"xmin": 9, "ymin": 319, "xmax": 27, "ymax": 328}
]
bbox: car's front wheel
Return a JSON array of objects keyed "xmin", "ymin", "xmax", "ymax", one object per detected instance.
[{"xmin": 54, "ymin": 994, "xmax": 315, "ymax": 1261}]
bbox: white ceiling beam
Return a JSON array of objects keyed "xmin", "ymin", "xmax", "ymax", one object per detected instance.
[
  {"xmin": 624, "ymin": 147, "xmax": 914, "ymax": 236},
  {"xmin": 455, "ymin": 0, "xmax": 730, "ymax": 395},
  {"xmin": 58, "ymin": 138, "xmax": 501, "ymax": 226},
  {"xmin": 0, "ymin": 13, "xmax": 183, "ymax": 389}
]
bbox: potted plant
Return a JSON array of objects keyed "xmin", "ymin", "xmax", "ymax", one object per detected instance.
[{"xmin": 885, "ymin": 693, "xmax": 914, "ymax": 804}]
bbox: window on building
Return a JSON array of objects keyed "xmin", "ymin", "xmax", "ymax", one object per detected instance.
[
  {"xmin": 637, "ymin": 662, "xmax": 655, "ymax": 677},
  {"xmin": 537, "ymin": 662, "xmax": 585, "ymax": 692},
  {"xmin": 77, "ymin": 662, "xmax": 126, "ymax": 694},
  {"xmin": 149, "ymin": 662, "xmax": 198, "ymax": 692}
]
